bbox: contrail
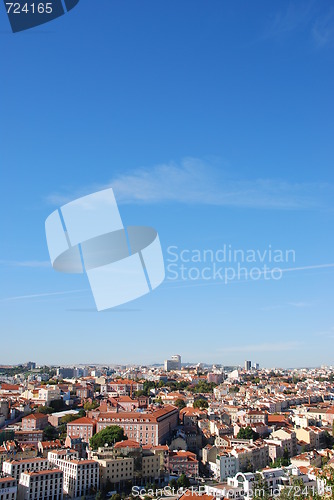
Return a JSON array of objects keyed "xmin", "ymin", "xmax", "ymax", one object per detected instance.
[
  {"xmin": 2, "ymin": 263, "xmax": 333, "ymax": 300},
  {"xmin": 0, "ymin": 289, "xmax": 89, "ymax": 302}
]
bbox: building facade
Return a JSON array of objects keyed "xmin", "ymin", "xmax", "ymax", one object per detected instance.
[
  {"xmin": 48, "ymin": 452, "xmax": 99, "ymax": 498},
  {"xmin": 0, "ymin": 476, "xmax": 17, "ymax": 500},
  {"xmin": 17, "ymin": 469, "xmax": 63, "ymax": 500},
  {"xmin": 96, "ymin": 406, "xmax": 179, "ymax": 446}
]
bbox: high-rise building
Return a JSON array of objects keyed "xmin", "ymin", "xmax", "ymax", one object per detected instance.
[
  {"xmin": 164, "ymin": 354, "xmax": 181, "ymax": 371},
  {"xmin": 244, "ymin": 360, "xmax": 251, "ymax": 371}
]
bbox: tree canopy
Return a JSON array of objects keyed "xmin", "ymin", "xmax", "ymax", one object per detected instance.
[
  {"xmin": 174, "ymin": 399, "xmax": 186, "ymax": 409},
  {"xmin": 89, "ymin": 425, "xmax": 127, "ymax": 450},
  {"xmin": 193, "ymin": 398, "xmax": 209, "ymax": 409},
  {"xmin": 237, "ymin": 426, "xmax": 259, "ymax": 440}
]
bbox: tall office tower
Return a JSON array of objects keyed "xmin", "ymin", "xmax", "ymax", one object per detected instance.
[
  {"xmin": 244, "ymin": 360, "xmax": 251, "ymax": 371},
  {"xmin": 164, "ymin": 354, "xmax": 181, "ymax": 371}
]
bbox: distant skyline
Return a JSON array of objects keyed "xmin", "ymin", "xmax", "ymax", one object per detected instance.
[
  {"xmin": 2, "ymin": 357, "xmax": 332, "ymax": 371},
  {"xmin": 1, "ymin": 0, "xmax": 334, "ymax": 367}
]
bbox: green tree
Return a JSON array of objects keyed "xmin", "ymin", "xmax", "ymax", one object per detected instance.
[
  {"xmin": 89, "ymin": 425, "xmax": 127, "ymax": 450},
  {"xmin": 142, "ymin": 381, "xmax": 157, "ymax": 396},
  {"xmin": 50, "ymin": 399, "xmax": 66, "ymax": 411},
  {"xmin": 36, "ymin": 405, "xmax": 54, "ymax": 414},
  {"xmin": 177, "ymin": 473, "xmax": 190, "ymax": 488},
  {"xmin": 193, "ymin": 398, "xmax": 209, "ymax": 409},
  {"xmin": 95, "ymin": 492, "xmax": 104, "ymax": 500},
  {"xmin": 84, "ymin": 401, "xmax": 99, "ymax": 411},
  {"xmin": 191, "ymin": 381, "xmax": 216, "ymax": 393},
  {"xmin": 174, "ymin": 399, "xmax": 186, "ymax": 410},
  {"xmin": 279, "ymin": 477, "xmax": 308, "ymax": 499},
  {"xmin": 281, "ymin": 446, "xmax": 290, "ymax": 466},
  {"xmin": 237, "ymin": 426, "xmax": 259, "ymax": 440},
  {"xmin": 43, "ymin": 425, "xmax": 59, "ymax": 440},
  {"xmin": 252, "ymin": 474, "xmax": 270, "ymax": 500},
  {"xmin": 60, "ymin": 414, "xmax": 81, "ymax": 424},
  {"xmin": 169, "ymin": 478, "xmax": 177, "ymax": 489}
]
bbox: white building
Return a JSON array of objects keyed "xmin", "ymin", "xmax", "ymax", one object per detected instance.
[
  {"xmin": 164, "ymin": 355, "xmax": 181, "ymax": 371},
  {"xmin": 18, "ymin": 469, "xmax": 63, "ymax": 500},
  {"xmin": 218, "ymin": 453, "xmax": 239, "ymax": 481},
  {"xmin": 0, "ymin": 476, "xmax": 17, "ymax": 500},
  {"xmin": 2, "ymin": 457, "xmax": 49, "ymax": 482},
  {"xmin": 38, "ymin": 386, "xmax": 61, "ymax": 403},
  {"xmin": 48, "ymin": 452, "xmax": 99, "ymax": 498}
]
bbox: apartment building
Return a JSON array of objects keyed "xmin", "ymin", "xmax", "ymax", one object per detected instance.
[
  {"xmin": 0, "ymin": 442, "xmax": 37, "ymax": 469},
  {"xmin": 93, "ymin": 455, "xmax": 134, "ymax": 488},
  {"xmin": 271, "ymin": 429, "xmax": 297, "ymax": 457},
  {"xmin": 14, "ymin": 431, "xmax": 43, "ymax": 445},
  {"xmin": 105, "ymin": 380, "xmax": 144, "ymax": 396},
  {"xmin": 217, "ymin": 452, "xmax": 239, "ymax": 481},
  {"xmin": 295, "ymin": 426, "xmax": 325, "ymax": 450},
  {"xmin": 38, "ymin": 386, "xmax": 61, "ymax": 404},
  {"xmin": 2, "ymin": 457, "xmax": 49, "ymax": 482},
  {"xmin": 21, "ymin": 414, "xmax": 48, "ymax": 431},
  {"xmin": 96, "ymin": 406, "xmax": 178, "ymax": 446},
  {"xmin": 0, "ymin": 476, "xmax": 17, "ymax": 500},
  {"xmin": 231, "ymin": 442, "xmax": 270, "ymax": 472},
  {"xmin": 290, "ymin": 451, "xmax": 322, "ymax": 468},
  {"xmin": 67, "ymin": 417, "xmax": 95, "ymax": 443},
  {"xmin": 141, "ymin": 449, "xmax": 161, "ymax": 482},
  {"xmin": 48, "ymin": 452, "xmax": 99, "ymax": 498},
  {"xmin": 17, "ymin": 469, "xmax": 63, "ymax": 500},
  {"xmin": 168, "ymin": 451, "xmax": 199, "ymax": 477}
]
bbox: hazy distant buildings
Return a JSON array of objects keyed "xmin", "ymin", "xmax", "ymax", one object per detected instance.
[
  {"xmin": 164, "ymin": 355, "xmax": 181, "ymax": 371},
  {"xmin": 207, "ymin": 372, "xmax": 224, "ymax": 384},
  {"xmin": 57, "ymin": 368, "xmax": 75, "ymax": 379},
  {"xmin": 244, "ymin": 360, "xmax": 251, "ymax": 371}
]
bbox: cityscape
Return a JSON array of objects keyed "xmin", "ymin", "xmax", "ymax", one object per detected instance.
[
  {"xmin": 1, "ymin": 0, "xmax": 334, "ymax": 499},
  {"xmin": 1, "ymin": 356, "xmax": 334, "ymax": 499}
]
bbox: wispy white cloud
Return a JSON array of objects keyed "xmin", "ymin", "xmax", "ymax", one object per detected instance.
[
  {"xmin": 312, "ymin": 9, "xmax": 334, "ymax": 47},
  {"xmin": 263, "ymin": 2, "xmax": 313, "ymax": 40},
  {"xmin": 260, "ymin": 300, "xmax": 316, "ymax": 311},
  {"xmin": 288, "ymin": 301, "xmax": 315, "ymax": 308},
  {"xmin": 0, "ymin": 289, "xmax": 88, "ymax": 302},
  {"xmin": 219, "ymin": 341, "xmax": 302, "ymax": 353},
  {"xmin": 262, "ymin": 1, "xmax": 334, "ymax": 48},
  {"xmin": 315, "ymin": 327, "xmax": 334, "ymax": 337},
  {"xmin": 0, "ymin": 260, "xmax": 51, "ymax": 268},
  {"xmin": 46, "ymin": 158, "xmax": 334, "ymax": 210}
]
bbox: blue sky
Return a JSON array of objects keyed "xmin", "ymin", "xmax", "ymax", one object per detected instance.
[{"xmin": 0, "ymin": 0, "xmax": 334, "ymax": 367}]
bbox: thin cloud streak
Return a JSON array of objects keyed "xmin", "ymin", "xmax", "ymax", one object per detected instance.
[
  {"xmin": 0, "ymin": 260, "xmax": 51, "ymax": 268},
  {"xmin": 0, "ymin": 289, "xmax": 89, "ymax": 303},
  {"xmin": 46, "ymin": 158, "xmax": 334, "ymax": 210}
]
